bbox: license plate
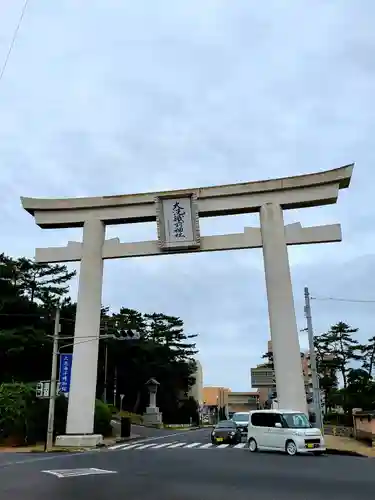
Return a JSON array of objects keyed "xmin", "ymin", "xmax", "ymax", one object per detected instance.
[
  {"xmin": 216, "ymin": 438, "xmax": 223, "ymax": 442},
  {"xmin": 307, "ymin": 444, "xmax": 313, "ymax": 448}
]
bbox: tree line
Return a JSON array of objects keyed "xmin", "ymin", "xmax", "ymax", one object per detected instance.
[
  {"xmin": 0, "ymin": 252, "xmax": 199, "ymax": 428},
  {"xmin": 262, "ymin": 322, "xmax": 375, "ymax": 415}
]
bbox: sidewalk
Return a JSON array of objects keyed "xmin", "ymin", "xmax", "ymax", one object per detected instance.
[
  {"xmin": 325, "ymin": 434, "xmax": 375, "ymax": 457},
  {"xmin": 0, "ymin": 433, "xmax": 141, "ymax": 453}
]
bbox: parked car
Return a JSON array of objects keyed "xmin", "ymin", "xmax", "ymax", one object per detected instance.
[
  {"xmin": 211, "ymin": 420, "xmax": 242, "ymax": 445},
  {"xmin": 246, "ymin": 409, "xmax": 326, "ymax": 456},
  {"xmin": 231, "ymin": 412, "xmax": 249, "ymax": 436}
]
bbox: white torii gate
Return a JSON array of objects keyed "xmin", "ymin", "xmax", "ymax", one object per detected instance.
[{"xmin": 21, "ymin": 164, "xmax": 353, "ymax": 447}]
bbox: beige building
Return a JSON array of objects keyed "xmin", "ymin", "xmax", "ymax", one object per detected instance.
[
  {"xmin": 256, "ymin": 341, "xmax": 314, "ymax": 407},
  {"xmin": 202, "ymin": 387, "xmax": 259, "ymax": 413},
  {"xmin": 188, "ymin": 359, "xmax": 203, "ymax": 404}
]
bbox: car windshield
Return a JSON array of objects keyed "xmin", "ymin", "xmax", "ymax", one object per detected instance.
[
  {"xmin": 217, "ymin": 421, "xmax": 235, "ymax": 428},
  {"xmin": 282, "ymin": 412, "xmax": 310, "ymax": 429},
  {"xmin": 232, "ymin": 413, "xmax": 248, "ymax": 423}
]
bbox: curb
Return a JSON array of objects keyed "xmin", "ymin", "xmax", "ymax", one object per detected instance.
[
  {"xmin": 29, "ymin": 448, "xmax": 86, "ymax": 454},
  {"xmin": 325, "ymin": 448, "xmax": 368, "ymax": 457}
]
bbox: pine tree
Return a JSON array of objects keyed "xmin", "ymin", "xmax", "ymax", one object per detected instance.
[
  {"xmin": 361, "ymin": 335, "xmax": 375, "ymax": 379},
  {"xmin": 12, "ymin": 257, "xmax": 76, "ymax": 303},
  {"xmin": 315, "ymin": 322, "xmax": 361, "ymax": 391}
]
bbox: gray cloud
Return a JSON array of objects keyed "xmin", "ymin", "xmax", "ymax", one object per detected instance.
[{"xmin": 1, "ymin": 0, "xmax": 374, "ymax": 390}]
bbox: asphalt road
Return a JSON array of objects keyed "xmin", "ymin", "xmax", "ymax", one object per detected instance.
[
  {"xmin": 111, "ymin": 420, "xmax": 177, "ymax": 439},
  {"xmin": 1, "ymin": 427, "xmax": 374, "ymax": 499}
]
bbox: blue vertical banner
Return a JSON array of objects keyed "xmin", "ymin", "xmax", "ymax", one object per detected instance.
[{"xmin": 59, "ymin": 353, "xmax": 73, "ymax": 393}]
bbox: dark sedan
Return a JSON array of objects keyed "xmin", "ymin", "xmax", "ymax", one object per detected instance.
[{"xmin": 210, "ymin": 420, "xmax": 242, "ymax": 445}]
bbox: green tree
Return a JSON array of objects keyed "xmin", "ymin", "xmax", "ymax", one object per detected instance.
[
  {"xmin": 361, "ymin": 335, "xmax": 375, "ymax": 379},
  {"xmin": 314, "ymin": 334, "xmax": 339, "ymax": 412},
  {"xmin": 0, "ymin": 254, "xmax": 75, "ymax": 384},
  {"xmin": 315, "ymin": 322, "xmax": 361, "ymax": 390},
  {"xmin": 13, "ymin": 258, "xmax": 76, "ymax": 304},
  {"xmin": 1, "ymin": 250, "xmax": 200, "ymax": 427},
  {"xmin": 261, "ymin": 351, "xmax": 274, "ymax": 369},
  {"xmin": 100, "ymin": 310, "xmax": 198, "ymax": 421},
  {"xmin": 341, "ymin": 368, "xmax": 375, "ymax": 412}
]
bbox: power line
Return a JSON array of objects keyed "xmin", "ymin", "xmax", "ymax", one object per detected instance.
[
  {"xmin": 311, "ymin": 296, "xmax": 375, "ymax": 304},
  {"xmin": 0, "ymin": 0, "xmax": 31, "ymax": 85}
]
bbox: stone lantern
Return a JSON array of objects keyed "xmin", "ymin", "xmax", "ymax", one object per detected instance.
[{"xmin": 143, "ymin": 378, "xmax": 162, "ymax": 426}]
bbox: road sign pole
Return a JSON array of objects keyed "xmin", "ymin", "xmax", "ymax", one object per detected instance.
[{"xmin": 46, "ymin": 306, "xmax": 60, "ymax": 452}]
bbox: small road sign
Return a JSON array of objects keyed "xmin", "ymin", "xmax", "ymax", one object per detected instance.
[{"xmin": 36, "ymin": 380, "xmax": 61, "ymax": 399}]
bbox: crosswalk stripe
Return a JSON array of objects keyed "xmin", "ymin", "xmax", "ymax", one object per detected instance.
[
  {"xmin": 167, "ymin": 442, "xmax": 187, "ymax": 448},
  {"xmin": 233, "ymin": 443, "xmax": 246, "ymax": 448},
  {"xmin": 184, "ymin": 442, "xmax": 201, "ymax": 448},
  {"xmin": 118, "ymin": 443, "xmax": 143, "ymax": 450},
  {"xmin": 109, "ymin": 442, "xmax": 141, "ymax": 450},
  {"xmin": 110, "ymin": 441, "xmax": 249, "ymax": 451},
  {"xmin": 151, "ymin": 442, "xmax": 177, "ymax": 449},
  {"xmin": 136, "ymin": 443, "xmax": 159, "ymax": 450}
]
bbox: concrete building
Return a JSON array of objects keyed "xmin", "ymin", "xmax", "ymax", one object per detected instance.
[
  {"xmin": 22, "ymin": 164, "xmax": 353, "ymax": 447},
  {"xmin": 188, "ymin": 359, "xmax": 203, "ymax": 404},
  {"xmin": 255, "ymin": 342, "xmax": 313, "ymax": 408},
  {"xmin": 202, "ymin": 387, "xmax": 259, "ymax": 414}
]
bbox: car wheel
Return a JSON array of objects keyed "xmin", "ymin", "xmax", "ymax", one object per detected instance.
[
  {"xmin": 285, "ymin": 440, "xmax": 297, "ymax": 456},
  {"xmin": 248, "ymin": 438, "xmax": 258, "ymax": 452}
]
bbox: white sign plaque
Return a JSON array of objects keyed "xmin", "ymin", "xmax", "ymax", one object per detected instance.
[{"xmin": 155, "ymin": 193, "xmax": 200, "ymax": 250}]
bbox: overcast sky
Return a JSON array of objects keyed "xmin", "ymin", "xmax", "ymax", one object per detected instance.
[{"xmin": 1, "ymin": 1, "xmax": 374, "ymax": 391}]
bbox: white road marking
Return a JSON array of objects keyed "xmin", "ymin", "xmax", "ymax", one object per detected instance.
[
  {"xmin": 108, "ymin": 427, "xmax": 207, "ymax": 450},
  {"xmin": 151, "ymin": 442, "xmax": 178, "ymax": 449},
  {"xmin": 136, "ymin": 443, "xmax": 160, "ymax": 450},
  {"xmin": 111, "ymin": 441, "xmax": 249, "ymax": 451},
  {"xmin": 114, "ymin": 443, "xmax": 142, "ymax": 450},
  {"xmin": 110, "ymin": 442, "xmax": 135, "ymax": 450},
  {"xmin": 184, "ymin": 442, "xmax": 202, "ymax": 448},
  {"xmin": 167, "ymin": 442, "xmax": 187, "ymax": 448},
  {"xmin": 42, "ymin": 468, "xmax": 117, "ymax": 478}
]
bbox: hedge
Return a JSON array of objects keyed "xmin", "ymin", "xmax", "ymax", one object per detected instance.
[{"xmin": 0, "ymin": 382, "xmax": 113, "ymax": 445}]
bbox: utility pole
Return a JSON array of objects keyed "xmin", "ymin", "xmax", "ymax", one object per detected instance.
[
  {"xmin": 113, "ymin": 365, "xmax": 117, "ymax": 407},
  {"xmin": 46, "ymin": 306, "xmax": 60, "ymax": 451},
  {"xmin": 103, "ymin": 322, "xmax": 108, "ymax": 404},
  {"xmin": 304, "ymin": 287, "xmax": 323, "ymax": 431},
  {"xmin": 103, "ymin": 342, "xmax": 108, "ymax": 404}
]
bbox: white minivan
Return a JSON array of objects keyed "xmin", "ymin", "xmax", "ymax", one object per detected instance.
[{"xmin": 247, "ymin": 409, "xmax": 325, "ymax": 456}]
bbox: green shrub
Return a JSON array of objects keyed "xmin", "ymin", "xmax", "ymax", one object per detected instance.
[
  {"xmin": 0, "ymin": 382, "xmax": 34, "ymax": 442},
  {"xmin": 27, "ymin": 394, "xmax": 68, "ymax": 444},
  {"xmin": 94, "ymin": 399, "xmax": 112, "ymax": 437},
  {"xmin": 107, "ymin": 404, "xmax": 118, "ymax": 415},
  {"xmin": 119, "ymin": 410, "xmax": 143, "ymax": 424},
  {"xmin": 0, "ymin": 384, "xmax": 113, "ymax": 444}
]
